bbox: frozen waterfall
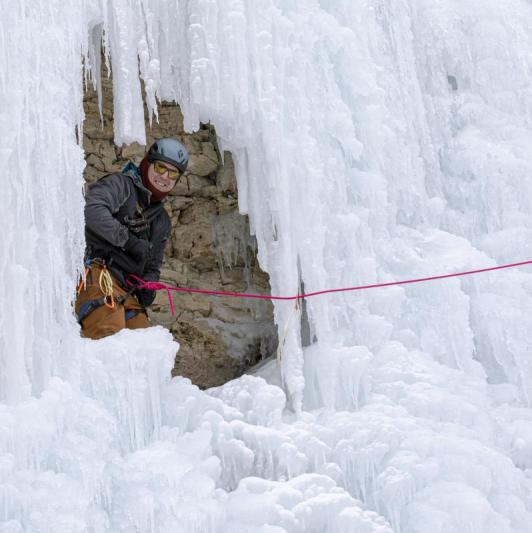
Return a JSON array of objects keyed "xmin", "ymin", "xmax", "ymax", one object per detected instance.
[{"xmin": 1, "ymin": 0, "xmax": 532, "ymax": 531}]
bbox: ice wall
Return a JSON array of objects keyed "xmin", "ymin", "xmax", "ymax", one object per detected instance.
[
  {"xmin": 0, "ymin": 2, "xmax": 86, "ymax": 403},
  {"xmin": 168, "ymin": 0, "xmax": 532, "ymax": 411},
  {"xmin": 2, "ymin": 0, "xmax": 532, "ymax": 532}
]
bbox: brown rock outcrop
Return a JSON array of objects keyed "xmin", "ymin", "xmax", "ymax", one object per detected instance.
[{"xmin": 82, "ymin": 72, "xmax": 277, "ymax": 388}]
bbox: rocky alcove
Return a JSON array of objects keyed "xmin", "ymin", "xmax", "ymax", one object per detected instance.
[{"xmin": 82, "ymin": 73, "xmax": 277, "ymax": 388}]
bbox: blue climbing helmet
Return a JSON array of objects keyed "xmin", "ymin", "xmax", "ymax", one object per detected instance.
[{"xmin": 148, "ymin": 138, "xmax": 189, "ymax": 173}]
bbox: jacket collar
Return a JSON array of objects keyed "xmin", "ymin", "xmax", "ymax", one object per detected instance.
[{"xmin": 121, "ymin": 161, "xmax": 152, "ymax": 205}]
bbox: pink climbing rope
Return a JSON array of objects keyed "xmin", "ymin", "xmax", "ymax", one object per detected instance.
[{"xmin": 127, "ymin": 259, "xmax": 532, "ymax": 316}]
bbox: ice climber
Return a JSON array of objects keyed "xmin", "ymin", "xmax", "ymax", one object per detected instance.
[{"xmin": 75, "ymin": 138, "xmax": 189, "ymax": 339}]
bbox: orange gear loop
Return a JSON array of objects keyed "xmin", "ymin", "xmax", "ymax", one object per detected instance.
[{"xmin": 76, "ymin": 267, "xmax": 90, "ymax": 295}]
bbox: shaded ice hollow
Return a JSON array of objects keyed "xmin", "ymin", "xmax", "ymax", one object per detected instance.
[{"xmin": 2, "ymin": 0, "xmax": 532, "ymax": 531}]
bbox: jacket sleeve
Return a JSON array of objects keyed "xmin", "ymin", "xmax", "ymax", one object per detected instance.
[
  {"xmin": 143, "ymin": 209, "xmax": 172, "ymax": 282},
  {"xmin": 84, "ymin": 175, "xmax": 131, "ymax": 248},
  {"xmin": 135, "ymin": 210, "xmax": 171, "ymax": 307}
]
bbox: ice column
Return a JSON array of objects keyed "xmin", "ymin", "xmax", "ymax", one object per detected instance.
[{"xmin": 0, "ymin": 1, "xmax": 87, "ymax": 403}]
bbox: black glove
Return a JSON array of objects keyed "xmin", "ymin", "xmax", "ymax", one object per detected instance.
[
  {"xmin": 135, "ymin": 288, "xmax": 156, "ymax": 307},
  {"xmin": 124, "ymin": 235, "xmax": 152, "ymax": 271}
]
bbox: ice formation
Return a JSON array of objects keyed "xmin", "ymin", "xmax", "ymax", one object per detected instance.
[{"xmin": 2, "ymin": 0, "xmax": 532, "ymax": 531}]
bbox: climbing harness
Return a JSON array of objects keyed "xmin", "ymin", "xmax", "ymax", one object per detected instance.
[
  {"xmin": 124, "ymin": 202, "xmax": 165, "ymax": 235},
  {"xmin": 124, "ymin": 309, "xmax": 144, "ymax": 321},
  {"xmin": 76, "ymin": 259, "xmax": 137, "ymax": 324}
]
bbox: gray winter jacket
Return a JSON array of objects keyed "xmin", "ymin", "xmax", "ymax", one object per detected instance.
[{"xmin": 84, "ymin": 162, "xmax": 171, "ymax": 305}]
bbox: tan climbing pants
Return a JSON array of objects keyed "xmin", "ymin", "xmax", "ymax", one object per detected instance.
[{"xmin": 75, "ymin": 263, "xmax": 151, "ymax": 340}]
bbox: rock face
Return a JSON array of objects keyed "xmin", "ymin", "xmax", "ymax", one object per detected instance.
[{"xmin": 83, "ymin": 74, "xmax": 277, "ymax": 388}]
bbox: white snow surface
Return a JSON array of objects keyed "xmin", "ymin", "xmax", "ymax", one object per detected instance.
[{"xmin": 2, "ymin": 0, "xmax": 532, "ymax": 531}]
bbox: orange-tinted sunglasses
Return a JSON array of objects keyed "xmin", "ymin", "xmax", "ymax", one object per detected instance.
[{"xmin": 153, "ymin": 161, "xmax": 180, "ymax": 180}]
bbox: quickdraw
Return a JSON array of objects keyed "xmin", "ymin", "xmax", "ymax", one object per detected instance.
[{"xmin": 124, "ymin": 203, "xmax": 165, "ymax": 235}]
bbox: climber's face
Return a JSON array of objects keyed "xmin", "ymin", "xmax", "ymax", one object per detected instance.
[{"xmin": 147, "ymin": 161, "xmax": 180, "ymax": 193}]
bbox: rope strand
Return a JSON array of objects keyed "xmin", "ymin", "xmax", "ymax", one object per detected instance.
[{"xmin": 127, "ymin": 259, "xmax": 532, "ymax": 314}]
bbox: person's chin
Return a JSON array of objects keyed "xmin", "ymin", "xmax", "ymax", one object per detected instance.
[{"xmin": 153, "ymin": 181, "xmax": 170, "ymax": 191}]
